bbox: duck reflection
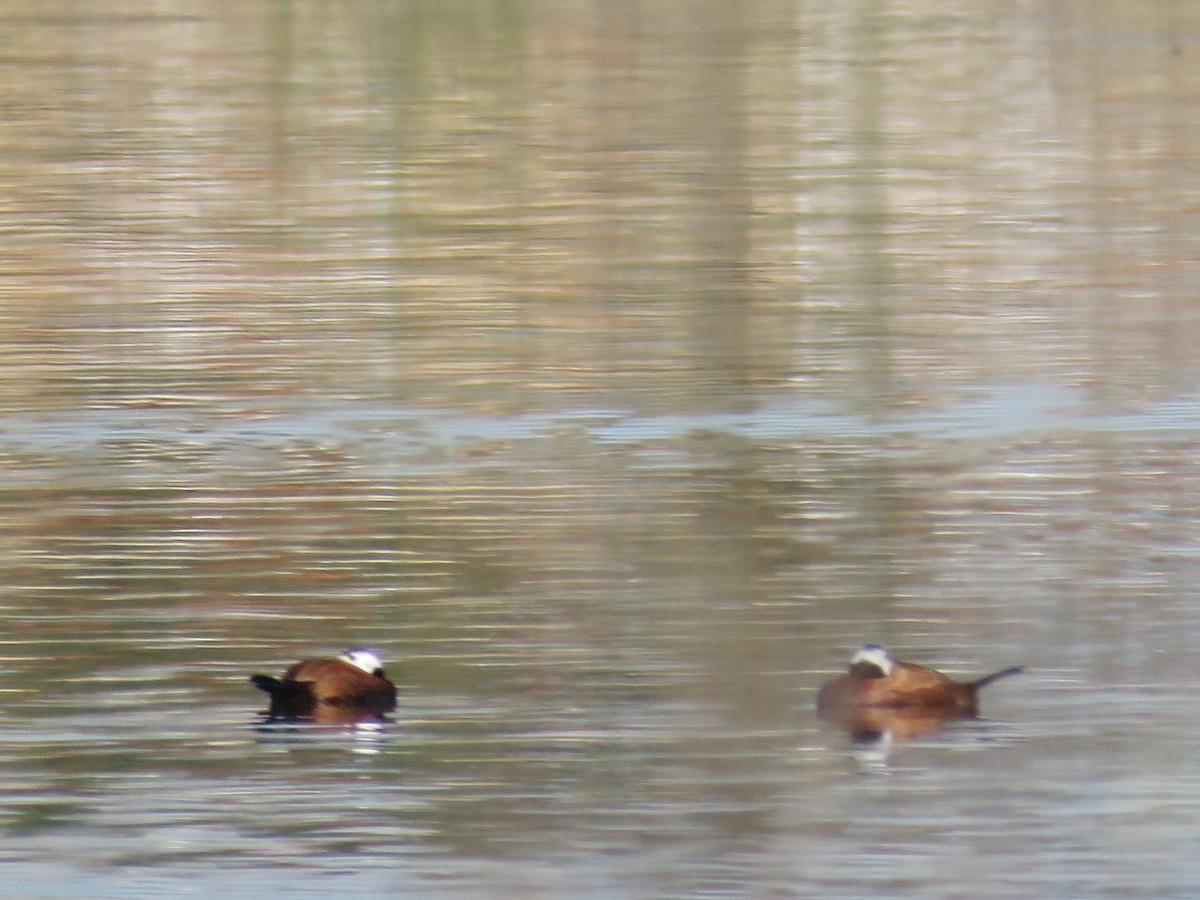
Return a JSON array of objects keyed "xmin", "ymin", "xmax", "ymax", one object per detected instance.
[
  {"xmin": 820, "ymin": 702, "xmax": 976, "ymax": 744},
  {"xmin": 820, "ymin": 704, "xmax": 980, "ymax": 766},
  {"xmin": 253, "ymin": 708, "xmax": 388, "ymax": 754},
  {"xmin": 257, "ymin": 704, "xmax": 391, "ymax": 729}
]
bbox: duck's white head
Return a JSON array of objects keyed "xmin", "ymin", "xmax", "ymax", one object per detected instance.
[
  {"xmin": 340, "ymin": 648, "xmax": 385, "ymax": 675},
  {"xmin": 849, "ymin": 644, "xmax": 894, "ymax": 678}
]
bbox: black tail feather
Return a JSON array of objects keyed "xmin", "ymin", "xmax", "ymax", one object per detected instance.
[
  {"xmin": 250, "ymin": 674, "xmax": 283, "ymax": 696},
  {"xmin": 250, "ymin": 673, "xmax": 319, "ymax": 718},
  {"xmin": 972, "ymin": 665, "xmax": 1024, "ymax": 691}
]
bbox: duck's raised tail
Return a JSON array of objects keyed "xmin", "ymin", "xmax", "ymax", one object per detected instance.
[
  {"xmin": 971, "ymin": 666, "xmax": 1024, "ymax": 691},
  {"xmin": 250, "ymin": 673, "xmax": 283, "ymax": 695}
]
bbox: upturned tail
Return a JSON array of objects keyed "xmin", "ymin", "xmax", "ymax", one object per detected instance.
[
  {"xmin": 250, "ymin": 674, "xmax": 284, "ymax": 696},
  {"xmin": 971, "ymin": 666, "xmax": 1024, "ymax": 691}
]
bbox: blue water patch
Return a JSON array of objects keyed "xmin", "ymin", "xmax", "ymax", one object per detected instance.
[{"xmin": 0, "ymin": 382, "xmax": 1196, "ymax": 473}]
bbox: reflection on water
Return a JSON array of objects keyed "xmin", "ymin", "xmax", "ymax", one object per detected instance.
[
  {"xmin": 2, "ymin": 0, "xmax": 1200, "ymax": 896},
  {"xmin": 822, "ymin": 697, "xmax": 988, "ymax": 743}
]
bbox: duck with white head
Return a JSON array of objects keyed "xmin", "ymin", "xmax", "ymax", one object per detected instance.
[{"xmin": 251, "ymin": 648, "xmax": 397, "ymax": 721}]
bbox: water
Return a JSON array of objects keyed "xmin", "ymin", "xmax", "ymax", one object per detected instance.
[{"xmin": 2, "ymin": 0, "xmax": 1200, "ymax": 896}]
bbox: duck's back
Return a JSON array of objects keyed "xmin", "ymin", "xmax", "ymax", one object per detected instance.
[
  {"xmin": 284, "ymin": 658, "xmax": 396, "ymax": 709},
  {"xmin": 818, "ymin": 661, "xmax": 974, "ymax": 713},
  {"xmin": 251, "ymin": 657, "xmax": 397, "ymax": 715}
]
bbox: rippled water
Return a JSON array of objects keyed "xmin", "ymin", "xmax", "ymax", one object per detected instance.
[{"xmin": 2, "ymin": 0, "xmax": 1200, "ymax": 897}]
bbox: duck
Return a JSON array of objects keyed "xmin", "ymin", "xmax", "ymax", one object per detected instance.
[
  {"xmin": 817, "ymin": 644, "xmax": 1022, "ymax": 718},
  {"xmin": 250, "ymin": 648, "xmax": 397, "ymax": 720}
]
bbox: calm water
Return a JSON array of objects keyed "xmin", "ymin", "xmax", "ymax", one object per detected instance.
[{"xmin": 2, "ymin": 0, "xmax": 1200, "ymax": 896}]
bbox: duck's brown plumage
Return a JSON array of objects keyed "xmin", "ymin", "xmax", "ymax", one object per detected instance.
[
  {"xmin": 817, "ymin": 645, "xmax": 1022, "ymax": 718},
  {"xmin": 251, "ymin": 654, "xmax": 396, "ymax": 719}
]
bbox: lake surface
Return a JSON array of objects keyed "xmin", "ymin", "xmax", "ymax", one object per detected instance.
[{"xmin": 2, "ymin": 1, "xmax": 1200, "ymax": 896}]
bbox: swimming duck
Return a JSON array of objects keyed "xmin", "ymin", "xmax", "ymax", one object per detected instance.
[
  {"xmin": 250, "ymin": 648, "xmax": 397, "ymax": 719},
  {"xmin": 817, "ymin": 644, "xmax": 1022, "ymax": 718}
]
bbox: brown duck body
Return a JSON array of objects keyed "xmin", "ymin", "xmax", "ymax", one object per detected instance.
[
  {"xmin": 251, "ymin": 652, "xmax": 396, "ymax": 719},
  {"xmin": 817, "ymin": 645, "xmax": 1021, "ymax": 718}
]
